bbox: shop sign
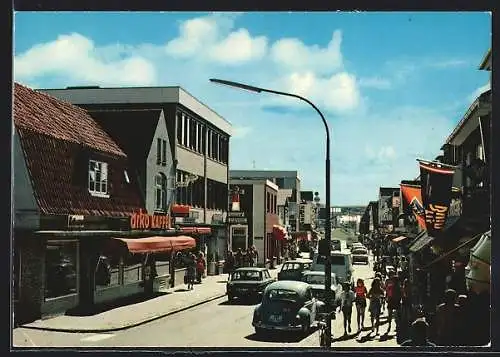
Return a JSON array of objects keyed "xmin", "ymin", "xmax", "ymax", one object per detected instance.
[
  {"xmin": 227, "ymin": 211, "xmax": 248, "ymax": 224},
  {"xmin": 67, "ymin": 215, "xmax": 84, "ymax": 229},
  {"xmin": 130, "ymin": 209, "xmax": 171, "ymax": 230}
]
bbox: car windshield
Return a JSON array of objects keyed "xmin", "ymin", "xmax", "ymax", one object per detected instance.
[
  {"xmin": 231, "ymin": 271, "xmax": 262, "ymax": 281},
  {"xmin": 303, "ymin": 274, "xmax": 325, "ymax": 284},
  {"xmin": 316, "ymin": 255, "xmax": 346, "ymax": 265},
  {"xmin": 353, "ymin": 249, "xmax": 367, "ymax": 254},
  {"xmin": 267, "ymin": 289, "xmax": 299, "ymax": 302}
]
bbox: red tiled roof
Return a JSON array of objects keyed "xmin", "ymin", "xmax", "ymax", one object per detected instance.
[
  {"xmin": 14, "ymin": 83, "xmax": 145, "ymax": 217},
  {"xmin": 14, "ymin": 83, "xmax": 125, "ymax": 157}
]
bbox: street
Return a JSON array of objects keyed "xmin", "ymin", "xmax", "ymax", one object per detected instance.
[{"xmin": 13, "ymin": 244, "xmax": 398, "ymax": 348}]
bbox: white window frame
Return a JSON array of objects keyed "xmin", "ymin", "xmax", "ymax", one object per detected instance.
[
  {"xmin": 155, "ymin": 173, "xmax": 167, "ymax": 211},
  {"xmin": 88, "ymin": 160, "xmax": 109, "ymax": 198}
]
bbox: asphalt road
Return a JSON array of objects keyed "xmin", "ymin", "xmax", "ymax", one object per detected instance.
[{"xmin": 13, "ymin": 243, "xmax": 399, "ymax": 348}]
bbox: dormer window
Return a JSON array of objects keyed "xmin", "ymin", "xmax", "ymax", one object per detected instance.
[{"xmin": 89, "ymin": 160, "xmax": 109, "ymax": 198}]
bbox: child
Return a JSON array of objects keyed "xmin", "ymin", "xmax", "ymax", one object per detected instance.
[
  {"xmin": 338, "ymin": 282, "xmax": 356, "ymax": 335},
  {"xmin": 355, "ymin": 278, "xmax": 368, "ymax": 332}
]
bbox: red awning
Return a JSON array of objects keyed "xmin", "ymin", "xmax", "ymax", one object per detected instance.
[
  {"xmin": 272, "ymin": 225, "xmax": 287, "ymax": 241},
  {"xmin": 392, "ymin": 236, "xmax": 408, "ymax": 243},
  {"xmin": 179, "ymin": 227, "xmax": 212, "ymax": 235},
  {"xmin": 113, "ymin": 236, "xmax": 196, "ymax": 253},
  {"xmin": 171, "ymin": 204, "xmax": 191, "ymax": 215}
]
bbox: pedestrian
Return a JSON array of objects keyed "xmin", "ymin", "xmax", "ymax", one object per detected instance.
[
  {"xmin": 367, "ymin": 277, "xmax": 384, "ymax": 335},
  {"xmin": 399, "ymin": 278, "xmax": 412, "ymax": 343},
  {"xmin": 384, "ymin": 271, "xmax": 402, "ymax": 335},
  {"xmin": 225, "ymin": 250, "xmax": 235, "ymax": 274},
  {"xmin": 400, "ymin": 318, "xmax": 437, "ymax": 347},
  {"xmin": 252, "ymin": 246, "xmax": 259, "ymax": 267},
  {"xmin": 354, "ymin": 278, "xmax": 368, "ymax": 332},
  {"xmin": 186, "ymin": 253, "xmax": 196, "ymax": 290},
  {"xmin": 338, "ymin": 282, "xmax": 356, "ymax": 335},
  {"xmin": 433, "ymin": 288, "xmax": 460, "ymax": 346},
  {"xmin": 196, "ymin": 253, "xmax": 205, "ymax": 283},
  {"xmin": 235, "ymin": 248, "xmax": 243, "ymax": 269}
]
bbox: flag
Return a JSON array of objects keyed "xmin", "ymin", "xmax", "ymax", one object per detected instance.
[
  {"xmin": 418, "ymin": 159, "xmax": 456, "ymax": 236},
  {"xmin": 400, "ymin": 183, "xmax": 426, "ymax": 230}
]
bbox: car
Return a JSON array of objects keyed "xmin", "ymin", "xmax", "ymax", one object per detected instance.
[
  {"xmin": 226, "ymin": 267, "xmax": 275, "ymax": 302},
  {"xmin": 277, "ymin": 259, "xmax": 312, "ymax": 281},
  {"xmin": 301, "ymin": 271, "xmax": 342, "ymax": 309},
  {"xmin": 311, "ymin": 251, "xmax": 354, "ymax": 285},
  {"xmin": 351, "ymin": 242, "xmax": 365, "ymax": 250},
  {"xmin": 331, "ymin": 240, "xmax": 342, "ymax": 251},
  {"xmin": 351, "ymin": 247, "xmax": 369, "ymax": 265},
  {"xmin": 252, "ymin": 280, "xmax": 325, "ymax": 335}
]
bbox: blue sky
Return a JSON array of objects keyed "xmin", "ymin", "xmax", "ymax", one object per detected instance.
[{"xmin": 13, "ymin": 12, "xmax": 491, "ymax": 205}]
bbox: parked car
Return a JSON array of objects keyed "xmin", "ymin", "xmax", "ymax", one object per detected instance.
[
  {"xmin": 331, "ymin": 239, "xmax": 342, "ymax": 251},
  {"xmin": 351, "ymin": 242, "xmax": 365, "ymax": 250},
  {"xmin": 351, "ymin": 247, "xmax": 369, "ymax": 265},
  {"xmin": 301, "ymin": 271, "xmax": 342, "ymax": 309},
  {"xmin": 252, "ymin": 280, "xmax": 325, "ymax": 335},
  {"xmin": 277, "ymin": 259, "xmax": 312, "ymax": 281},
  {"xmin": 227, "ymin": 267, "xmax": 275, "ymax": 302}
]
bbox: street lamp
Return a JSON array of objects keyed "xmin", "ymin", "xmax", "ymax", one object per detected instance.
[{"xmin": 210, "ymin": 78, "xmax": 333, "ymax": 347}]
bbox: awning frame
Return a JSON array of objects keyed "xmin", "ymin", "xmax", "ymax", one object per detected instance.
[{"xmin": 113, "ymin": 235, "xmax": 196, "ymax": 254}]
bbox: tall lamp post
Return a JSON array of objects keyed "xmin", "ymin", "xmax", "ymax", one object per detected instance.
[{"xmin": 209, "ymin": 78, "xmax": 332, "ymax": 347}]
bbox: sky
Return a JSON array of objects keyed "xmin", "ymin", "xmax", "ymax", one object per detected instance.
[{"xmin": 13, "ymin": 12, "xmax": 491, "ymax": 206}]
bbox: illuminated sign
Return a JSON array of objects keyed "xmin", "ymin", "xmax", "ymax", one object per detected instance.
[{"xmin": 130, "ymin": 209, "xmax": 171, "ymax": 230}]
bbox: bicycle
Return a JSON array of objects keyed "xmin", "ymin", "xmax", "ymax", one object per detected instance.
[{"xmin": 317, "ymin": 311, "xmax": 335, "ymax": 348}]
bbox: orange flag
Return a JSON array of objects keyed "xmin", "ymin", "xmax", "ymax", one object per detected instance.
[{"xmin": 400, "ymin": 183, "xmax": 426, "ymax": 230}]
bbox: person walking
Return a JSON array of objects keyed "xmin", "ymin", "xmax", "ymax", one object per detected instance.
[
  {"xmin": 367, "ymin": 277, "xmax": 384, "ymax": 335},
  {"xmin": 186, "ymin": 253, "xmax": 196, "ymax": 290},
  {"xmin": 433, "ymin": 288, "xmax": 460, "ymax": 346},
  {"xmin": 400, "ymin": 318, "xmax": 437, "ymax": 347},
  {"xmin": 354, "ymin": 278, "xmax": 368, "ymax": 332},
  {"xmin": 398, "ymin": 278, "xmax": 412, "ymax": 343},
  {"xmin": 338, "ymin": 282, "xmax": 356, "ymax": 335},
  {"xmin": 225, "ymin": 250, "xmax": 235, "ymax": 274},
  {"xmin": 384, "ymin": 271, "xmax": 402, "ymax": 335},
  {"xmin": 235, "ymin": 248, "xmax": 243, "ymax": 269}
]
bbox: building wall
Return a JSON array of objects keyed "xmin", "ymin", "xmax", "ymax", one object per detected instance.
[
  {"xmin": 176, "ymin": 147, "xmax": 205, "ymax": 177},
  {"xmin": 253, "ymin": 183, "xmax": 265, "ymax": 264},
  {"xmin": 145, "ymin": 111, "xmax": 175, "ymax": 214},
  {"xmin": 17, "ymin": 233, "xmax": 44, "ymax": 322},
  {"xmin": 13, "ymin": 130, "xmax": 40, "ymax": 230},
  {"xmin": 206, "ymin": 158, "xmax": 228, "ymax": 184}
]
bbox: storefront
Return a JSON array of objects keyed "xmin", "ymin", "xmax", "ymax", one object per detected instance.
[{"xmin": 15, "ymin": 210, "xmax": 199, "ymax": 323}]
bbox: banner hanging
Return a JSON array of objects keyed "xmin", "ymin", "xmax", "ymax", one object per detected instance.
[
  {"xmin": 418, "ymin": 159, "xmax": 456, "ymax": 236},
  {"xmin": 400, "ymin": 183, "xmax": 426, "ymax": 230}
]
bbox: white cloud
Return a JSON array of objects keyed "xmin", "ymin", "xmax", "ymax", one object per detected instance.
[
  {"xmin": 165, "ymin": 16, "xmax": 220, "ymax": 57},
  {"xmin": 14, "ymin": 33, "xmax": 156, "ymax": 86},
  {"xmin": 209, "ymin": 29, "xmax": 268, "ymax": 64},
  {"xmin": 427, "ymin": 59, "xmax": 469, "ymax": 69},
  {"xmin": 359, "ymin": 76, "xmax": 392, "ymax": 89},
  {"xmin": 270, "ymin": 30, "xmax": 343, "ymax": 74},
  {"xmin": 232, "ymin": 126, "xmax": 253, "ymax": 139}
]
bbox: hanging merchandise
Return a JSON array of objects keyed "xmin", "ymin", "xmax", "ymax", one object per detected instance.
[{"xmin": 465, "ymin": 230, "xmax": 491, "ymax": 294}]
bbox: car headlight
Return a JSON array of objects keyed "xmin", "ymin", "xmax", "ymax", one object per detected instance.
[{"xmin": 295, "ymin": 314, "xmax": 301, "ymax": 320}]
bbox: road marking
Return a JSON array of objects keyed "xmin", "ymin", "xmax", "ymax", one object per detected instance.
[{"xmin": 80, "ymin": 334, "xmax": 115, "ymax": 342}]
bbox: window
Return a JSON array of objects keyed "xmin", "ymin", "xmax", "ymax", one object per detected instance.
[
  {"xmin": 155, "ymin": 173, "xmax": 167, "ymax": 211},
  {"xmin": 201, "ymin": 126, "xmax": 207, "ymax": 155},
  {"xmin": 231, "ymin": 270, "xmax": 262, "ymax": 281},
  {"xmin": 95, "ymin": 242, "xmax": 121, "ymax": 291},
  {"xmin": 156, "ymin": 138, "xmax": 162, "ymax": 165},
  {"xmin": 162, "ymin": 140, "xmax": 167, "ymax": 165},
  {"xmin": 266, "ymin": 192, "xmax": 271, "ymax": 212},
  {"xmin": 45, "ymin": 241, "xmax": 78, "ymax": 299},
  {"xmin": 176, "ymin": 112, "xmax": 182, "ymax": 144},
  {"xmin": 197, "ymin": 123, "xmax": 203, "ymax": 153},
  {"xmin": 88, "ymin": 160, "xmax": 108, "ymax": 197},
  {"xmin": 123, "ymin": 252, "xmax": 143, "ymax": 284},
  {"xmin": 182, "ymin": 114, "xmax": 188, "ymax": 147},
  {"xmin": 211, "ymin": 132, "xmax": 218, "ymax": 160}
]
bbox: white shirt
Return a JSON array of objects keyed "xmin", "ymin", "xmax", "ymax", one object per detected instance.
[{"xmin": 340, "ymin": 290, "xmax": 356, "ymax": 308}]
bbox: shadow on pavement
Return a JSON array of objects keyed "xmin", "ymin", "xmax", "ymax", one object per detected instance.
[
  {"xmin": 218, "ymin": 298, "xmax": 259, "ymax": 306},
  {"xmin": 217, "ymin": 280, "xmax": 228, "ymax": 283},
  {"xmin": 379, "ymin": 333, "xmax": 395, "ymax": 342},
  {"xmin": 356, "ymin": 332, "xmax": 377, "ymax": 343},
  {"xmin": 333, "ymin": 332, "xmax": 358, "ymax": 342},
  {"xmin": 245, "ymin": 330, "xmax": 311, "ymax": 343},
  {"xmin": 65, "ymin": 291, "xmax": 171, "ymax": 316}
]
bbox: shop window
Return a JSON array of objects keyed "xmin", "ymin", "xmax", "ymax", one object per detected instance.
[
  {"xmin": 45, "ymin": 241, "xmax": 78, "ymax": 300},
  {"xmin": 155, "ymin": 173, "xmax": 167, "ymax": 211},
  {"xmin": 231, "ymin": 227, "xmax": 247, "ymax": 251},
  {"xmin": 95, "ymin": 246, "xmax": 121, "ymax": 290},
  {"xmin": 123, "ymin": 252, "xmax": 143, "ymax": 285},
  {"xmin": 88, "ymin": 160, "xmax": 109, "ymax": 197}
]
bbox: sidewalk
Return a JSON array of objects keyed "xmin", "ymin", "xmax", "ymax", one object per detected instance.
[{"xmin": 19, "ymin": 265, "xmax": 282, "ymax": 333}]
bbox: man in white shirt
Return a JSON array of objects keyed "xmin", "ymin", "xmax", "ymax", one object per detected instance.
[{"xmin": 338, "ymin": 282, "xmax": 356, "ymax": 335}]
